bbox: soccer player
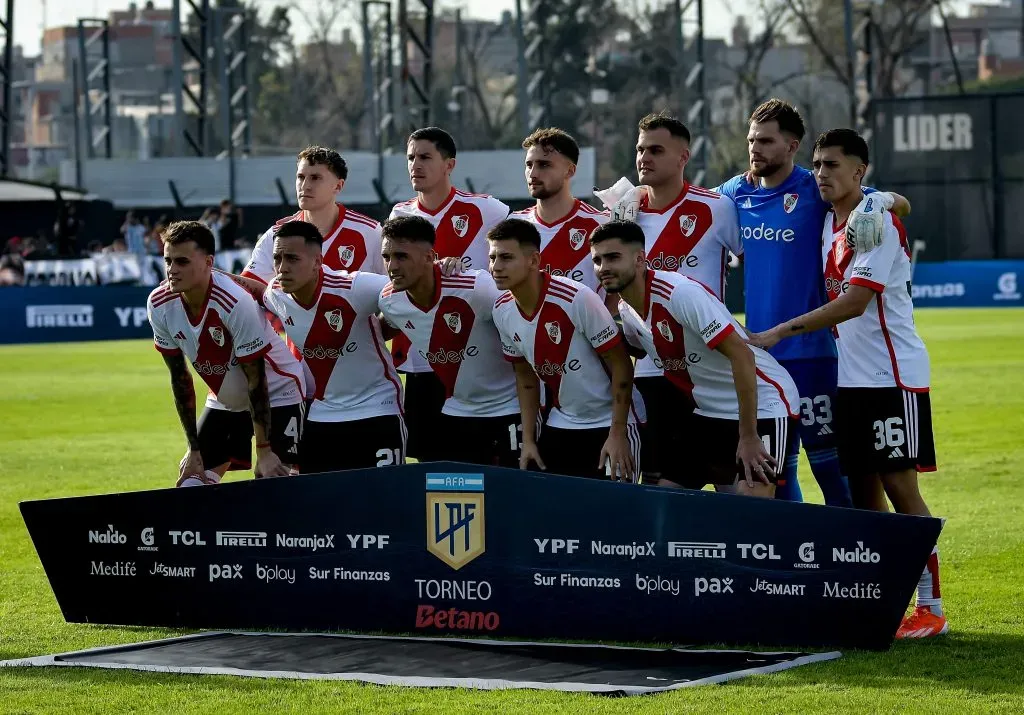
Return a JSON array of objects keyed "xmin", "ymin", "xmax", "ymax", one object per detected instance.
[
  {"xmin": 147, "ymin": 221, "xmax": 305, "ymax": 486},
  {"xmin": 387, "ymin": 127, "xmax": 511, "ymax": 461},
  {"xmin": 716, "ymin": 99, "xmax": 910, "ymax": 507},
  {"xmin": 487, "ymin": 218, "xmax": 640, "ymax": 480},
  {"xmin": 510, "ymin": 128, "xmax": 608, "ymax": 292},
  {"xmin": 242, "ymin": 145, "xmax": 383, "ymax": 285},
  {"xmin": 623, "ymin": 113, "xmax": 744, "ymax": 489},
  {"xmin": 591, "ymin": 220, "xmax": 799, "ymax": 495},
  {"xmin": 377, "ymin": 216, "xmax": 522, "ymax": 466},
  {"xmin": 238, "ymin": 220, "xmax": 405, "ymax": 474},
  {"xmin": 748, "ymin": 129, "xmax": 946, "ymax": 638}
]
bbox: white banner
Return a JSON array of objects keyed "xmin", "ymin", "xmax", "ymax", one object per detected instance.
[{"xmin": 24, "ymin": 249, "xmax": 254, "ymax": 287}]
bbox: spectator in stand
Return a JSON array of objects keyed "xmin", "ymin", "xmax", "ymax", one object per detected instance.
[
  {"xmin": 86, "ymin": 240, "xmax": 104, "ymax": 255},
  {"xmin": 148, "ymin": 222, "xmax": 166, "ymax": 256},
  {"xmin": 200, "ymin": 206, "xmax": 222, "ymax": 251},
  {"xmin": 217, "ymin": 199, "xmax": 242, "ymax": 248},
  {"xmin": 54, "ymin": 203, "xmax": 82, "ymax": 257},
  {"xmin": 104, "ymin": 237, "xmax": 128, "ymax": 254},
  {"xmin": 0, "ymin": 238, "xmax": 26, "ymax": 285},
  {"xmin": 121, "ymin": 211, "xmax": 147, "ymax": 262}
]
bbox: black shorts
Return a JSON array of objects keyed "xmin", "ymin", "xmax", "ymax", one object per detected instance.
[
  {"xmin": 836, "ymin": 387, "xmax": 936, "ymax": 478},
  {"xmin": 299, "ymin": 414, "xmax": 407, "ymax": 474},
  {"xmin": 402, "ymin": 371, "xmax": 447, "ymax": 461},
  {"xmin": 538, "ymin": 424, "xmax": 642, "ymax": 481},
  {"xmin": 197, "ymin": 404, "xmax": 303, "ymax": 471},
  {"xmin": 438, "ymin": 413, "xmax": 523, "ymax": 468},
  {"xmin": 687, "ymin": 414, "xmax": 797, "ymax": 489},
  {"xmin": 635, "ymin": 376, "xmax": 695, "ymax": 484}
]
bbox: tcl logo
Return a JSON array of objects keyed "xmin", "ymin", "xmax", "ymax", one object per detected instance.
[
  {"xmin": 169, "ymin": 530, "xmax": 206, "ymax": 546},
  {"xmin": 736, "ymin": 543, "xmax": 781, "ymax": 560},
  {"xmin": 209, "ymin": 564, "xmax": 242, "ymax": 581}
]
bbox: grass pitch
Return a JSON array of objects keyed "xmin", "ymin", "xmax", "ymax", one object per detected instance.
[{"xmin": 1, "ymin": 308, "xmax": 1023, "ymax": 713}]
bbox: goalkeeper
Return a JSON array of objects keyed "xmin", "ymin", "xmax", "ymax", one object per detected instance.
[{"xmin": 713, "ymin": 99, "xmax": 910, "ymax": 506}]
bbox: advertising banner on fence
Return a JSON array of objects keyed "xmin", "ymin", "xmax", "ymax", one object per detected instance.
[
  {"xmin": 24, "ymin": 249, "xmax": 253, "ymax": 287},
  {"xmin": 912, "ymin": 260, "xmax": 1024, "ymax": 307},
  {"xmin": 0, "ymin": 286, "xmax": 155, "ymax": 344},
  {"xmin": 21, "ymin": 462, "xmax": 943, "ymax": 650}
]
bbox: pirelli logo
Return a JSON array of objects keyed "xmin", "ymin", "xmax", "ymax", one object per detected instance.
[{"xmin": 215, "ymin": 531, "xmax": 268, "ymax": 547}]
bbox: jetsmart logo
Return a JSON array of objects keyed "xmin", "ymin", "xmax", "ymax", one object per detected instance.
[
  {"xmin": 89, "ymin": 525, "xmax": 127, "ymax": 545},
  {"xmin": 832, "ymin": 541, "xmax": 881, "ymax": 564},
  {"xmin": 216, "ymin": 531, "xmax": 268, "ymax": 547}
]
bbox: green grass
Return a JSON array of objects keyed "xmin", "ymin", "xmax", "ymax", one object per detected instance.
[{"xmin": 1, "ymin": 308, "xmax": 1024, "ymax": 712}]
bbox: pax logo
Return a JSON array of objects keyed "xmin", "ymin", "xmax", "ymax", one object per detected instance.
[
  {"xmin": 452, "ymin": 215, "xmax": 470, "ymax": 238},
  {"xmin": 209, "ymin": 564, "xmax": 243, "ymax": 581},
  {"xmin": 694, "ymin": 577, "xmax": 733, "ymax": 596}
]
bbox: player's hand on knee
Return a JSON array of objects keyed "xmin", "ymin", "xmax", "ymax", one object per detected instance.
[
  {"xmin": 847, "ymin": 193, "xmax": 893, "ymax": 253},
  {"xmin": 178, "ymin": 449, "xmax": 205, "ymax": 484},
  {"xmin": 254, "ymin": 448, "xmax": 290, "ymax": 479},
  {"xmin": 736, "ymin": 434, "xmax": 776, "ymax": 488},
  {"xmin": 519, "ymin": 441, "xmax": 546, "ymax": 471}
]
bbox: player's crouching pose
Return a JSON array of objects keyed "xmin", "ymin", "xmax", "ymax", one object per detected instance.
[
  {"xmin": 232, "ymin": 221, "xmax": 406, "ymax": 474},
  {"xmin": 749, "ymin": 129, "xmax": 947, "ymax": 638},
  {"xmin": 591, "ymin": 220, "xmax": 799, "ymax": 496},
  {"xmin": 487, "ymin": 218, "xmax": 641, "ymax": 481},
  {"xmin": 147, "ymin": 221, "xmax": 305, "ymax": 486}
]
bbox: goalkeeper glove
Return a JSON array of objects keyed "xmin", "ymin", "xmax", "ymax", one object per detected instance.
[
  {"xmin": 594, "ymin": 178, "xmax": 647, "ymax": 222},
  {"xmin": 847, "ymin": 192, "xmax": 895, "ymax": 253}
]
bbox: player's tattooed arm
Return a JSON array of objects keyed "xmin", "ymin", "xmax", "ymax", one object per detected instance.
[
  {"xmin": 162, "ymin": 352, "xmax": 200, "ymax": 450},
  {"xmin": 599, "ymin": 343, "xmax": 637, "ymax": 482},
  {"xmin": 747, "ymin": 285, "xmax": 875, "ymax": 349},
  {"xmin": 714, "ymin": 333, "xmax": 775, "ymax": 487},
  {"xmin": 240, "ymin": 358, "xmax": 290, "ymax": 478}
]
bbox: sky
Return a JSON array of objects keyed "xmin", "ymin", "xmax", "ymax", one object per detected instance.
[{"xmin": 11, "ymin": 0, "xmax": 981, "ymax": 57}]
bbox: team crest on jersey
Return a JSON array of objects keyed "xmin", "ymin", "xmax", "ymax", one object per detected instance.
[
  {"xmin": 568, "ymin": 228, "xmax": 586, "ymax": 251},
  {"xmin": 656, "ymin": 319, "xmax": 674, "ymax": 342},
  {"xmin": 451, "ymin": 215, "xmax": 470, "ymax": 238},
  {"xmin": 679, "ymin": 214, "xmax": 697, "ymax": 237},
  {"xmin": 208, "ymin": 326, "xmax": 225, "ymax": 347},
  {"xmin": 337, "ymin": 244, "xmax": 356, "ymax": 268},
  {"xmin": 544, "ymin": 321, "xmax": 562, "ymax": 345},
  {"xmin": 784, "ymin": 193, "xmax": 799, "ymax": 214},
  {"xmin": 443, "ymin": 311, "xmax": 463, "ymax": 334},
  {"xmin": 834, "ymin": 236, "xmax": 847, "ymax": 263},
  {"xmin": 324, "ymin": 308, "xmax": 346, "ymax": 332}
]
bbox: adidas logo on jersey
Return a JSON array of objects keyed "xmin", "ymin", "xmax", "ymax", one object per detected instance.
[
  {"xmin": 817, "ymin": 424, "xmax": 833, "ymax": 436},
  {"xmin": 889, "ymin": 447, "xmax": 905, "ymax": 459},
  {"xmin": 513, "ymin": 333, "xmax": 522, "ymax": 343},
  {"xmin": 742, "ymin": 197, "xmax": 753, "ymax": 209},
  {"xmin": 405, "ymin": 321, "xmax": 415, "ymax": 329},
  {"xmin": 285, "ymin": 317, "xmax": 295, "ymax": 326},
  {"xmin": 174, "ymin": 331, "xmax": 186, "ymax": 341}
]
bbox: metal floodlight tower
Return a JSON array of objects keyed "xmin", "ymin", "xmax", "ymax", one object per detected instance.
[
  {"xmin": 397, "ymin": 0, "xmax": 435, "ymax": 134},
  {"xmin": 362, "ymin": 0, "xmax": 395, "ymax": 175},
  {"xmin": 77, "ymin": 18, "xmax": 113, "ymax": 159},
  {"xmin": 171, "ymin": 0, "xmax": 212, "ymax": 156},
  {"xmin": 214, "ymin": 7, "xmax": 252, "ymax": 203},
  {"xmin": 677, "ymin": 0, "xmax": 707, "ymax": 186}
]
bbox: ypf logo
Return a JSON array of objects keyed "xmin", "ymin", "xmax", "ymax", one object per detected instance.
[
  {"xmin": 783, "ymin": 193, "xmax": 799, "ymax": 214},
  {"xmin": 568, "ymin": 229, "xmax": 586, "ymax": 251},
  {"xmin": 325, "ymin": 308, "xmax": 346, "ymax": 332},
  {"xmin": 679, "ymin": 214, "xmax": 697, "ymax": 237},
  {"xmin": 444, "ymin": 311, "xmax": 463, "ymax": 334},
  {"xmin": 337, "ymin": 244, "xmax": 355, "ymax": 268},
  {"xmin": 208, "ymin": 326, "xmax": 225, "ymax": 347},
  {"xmin": 452, "ymin": 215, "xmax": 470, "ymax": 238},
  {"xmin": 545, "ymin": 321, "xmax": 562, "ymax": 345},
  {"xmin": 426, "ymin": 473, "xmax": 485, "ymax": 570}
]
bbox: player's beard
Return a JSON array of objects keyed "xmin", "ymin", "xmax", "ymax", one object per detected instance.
[
  {"xmin": 601, "ymin": 269, "xmax": 635, "ymax": 295},
  {"xmin": 529, "ymin": 181, "xmax": 560, "ymax": 200},
  {"xmin": 751, "ymin": 158, "xmax": 786, "ymax": 179}
]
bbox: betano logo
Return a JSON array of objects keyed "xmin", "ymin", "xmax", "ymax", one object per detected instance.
[{"xmin": 426, "ymin": 473, "xmax": 485, "ymax": 570}]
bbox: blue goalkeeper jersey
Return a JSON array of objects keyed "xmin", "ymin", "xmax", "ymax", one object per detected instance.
[{"xmin": 716, "ymin": 166, "xmax": 875, "ymax": 362}]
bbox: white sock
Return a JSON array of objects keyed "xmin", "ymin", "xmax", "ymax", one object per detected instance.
[{"xmin": 915, "ymin": 546, "xmax": 943, "ymax": 615}]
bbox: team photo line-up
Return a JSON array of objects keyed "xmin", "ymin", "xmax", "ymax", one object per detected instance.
[{"xmin": 147, "ymin": 98, "xmax": 947, "ymax": 639}]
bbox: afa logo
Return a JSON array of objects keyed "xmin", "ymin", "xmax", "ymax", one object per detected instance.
[
  {"xmin": 426, "ymin": 473, "xmax": 485, "ymax": 570},
  {"xmin": 783, "ymin": 193, "xmax": 799, "ymax": 214}
]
